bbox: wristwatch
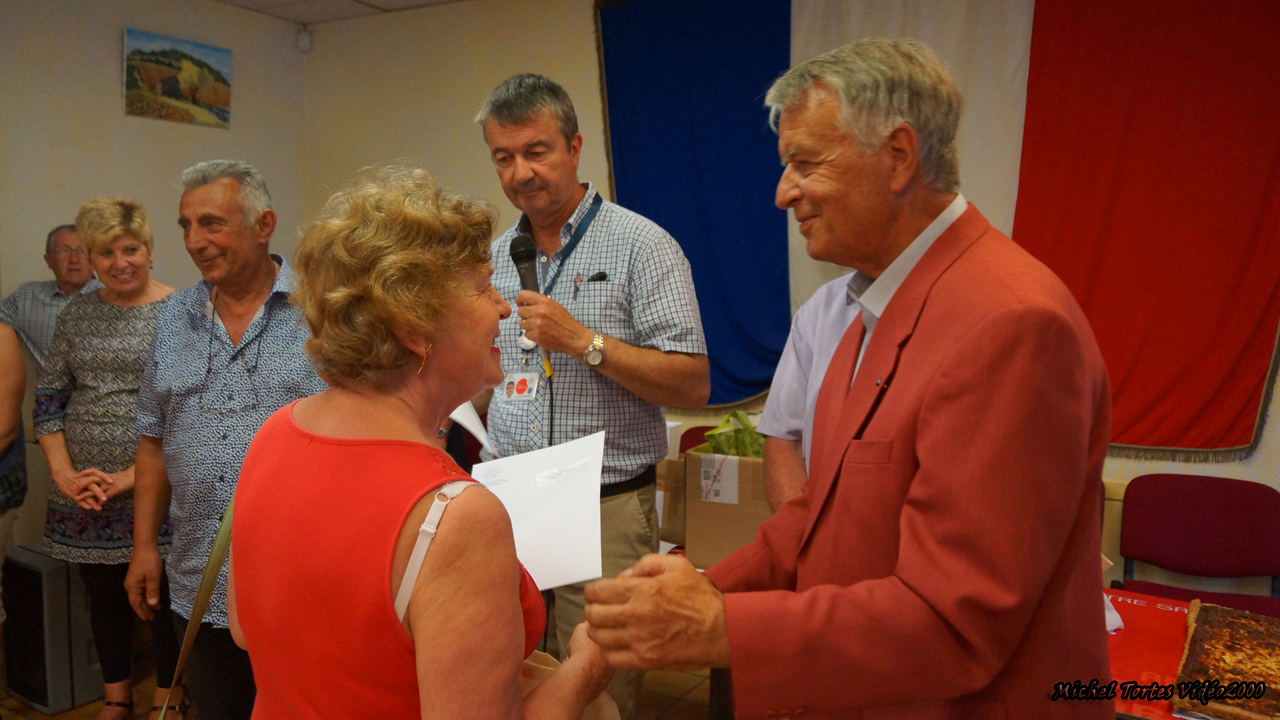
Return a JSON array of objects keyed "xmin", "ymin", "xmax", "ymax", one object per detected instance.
[{"xmin": 584, "ymin": 332, "xmax": 605, "ymax": 366}]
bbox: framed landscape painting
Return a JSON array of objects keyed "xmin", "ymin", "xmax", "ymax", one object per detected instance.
[{"xmin": 124, "ymin": 28, "xmax": 231, "ymax": 129}]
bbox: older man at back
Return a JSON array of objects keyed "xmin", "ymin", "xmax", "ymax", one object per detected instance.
[
  {"xmin": 586, "ymin": 39, "xmax": 1112, "ymax": 719},
  {"xmin": 0, "ymin": 224, "xmax": 101, "ymax": 369},
  {"xmin": 0, "ymin": 224, "xmax": 101, "ymax": 633},
  {"xmin": 125, "ymin": 160, "xmax": 325, "ymax": 720}
]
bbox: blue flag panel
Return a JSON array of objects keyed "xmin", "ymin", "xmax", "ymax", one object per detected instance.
[{"xmin": 600, "ymin": 0, "xmax": 792, "ymax": 404}]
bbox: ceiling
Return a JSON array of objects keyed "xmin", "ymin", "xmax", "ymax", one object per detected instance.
[{"xmin": 209, "ymin": 0, "xmax": 463, "ymax": 25}]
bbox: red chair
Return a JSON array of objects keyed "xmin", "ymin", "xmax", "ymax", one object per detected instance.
[
  {"xmin": 1116, "ymin": 473, "xmax": 1280, "ymax": 618},
  {"xmin": 679, "ymin": 426, "xmax": 716, "ymax": 455}
]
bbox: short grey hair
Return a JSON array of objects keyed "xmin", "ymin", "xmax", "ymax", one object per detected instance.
[
  {"xmin": 766, "ymin": 38, "xmax": 962, "ymax": 191},
  {"xmin": 45, "ymin": 224, "xmax": 77, "ymax": 255},
  {"xmin": 178, "ymin": 159, "xmax": 273, "ymax": 226},
  {"xmin": 475, "ymin": 74, "xmax": 579, "ymax": 147}
]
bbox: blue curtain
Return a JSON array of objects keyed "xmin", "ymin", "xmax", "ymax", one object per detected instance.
[{"xmin": 599, "ymin": 0, "xmax": 792, "ymax": 405}]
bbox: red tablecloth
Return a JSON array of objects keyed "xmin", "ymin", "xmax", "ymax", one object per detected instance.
[{"xmin": 1105, "ymin": 589, "xmax": 1190, "ymax": 719}]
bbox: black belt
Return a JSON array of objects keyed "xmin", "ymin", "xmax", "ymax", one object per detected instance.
[{"xmin": 600, "ymin": 465, "xmax": 656, "ymax": 498}]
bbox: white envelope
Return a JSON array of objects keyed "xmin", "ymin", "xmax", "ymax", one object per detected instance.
[
  {"xmin": 471, "ymin": 432, "xmax": 605, "ymax": 590},
  {"xmin": 450, "ymin": 401, "xmax": 495, "ymax": 456}
]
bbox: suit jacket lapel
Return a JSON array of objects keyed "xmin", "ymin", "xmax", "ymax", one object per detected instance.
[{"xmin": 800, "ymin": 205, "xmax": 994, "ymax": 549}]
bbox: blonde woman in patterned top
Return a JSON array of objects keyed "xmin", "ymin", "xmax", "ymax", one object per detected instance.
[{"xmin": 34, "ymin": 196, "xmax": 184, "ymax": 720}]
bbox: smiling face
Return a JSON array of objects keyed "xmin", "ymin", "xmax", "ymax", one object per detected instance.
[
  {"xmin": 90, "ymin": 234, "xmax": 151, "ymax": 298},
  {"xmin": 178, "ymin": 178, "xmax": 272, "ymax": 287},
  {"xmin": 431, "ymin": 265, "xmax": 511, "ymax": 400},
  {"xmin": 775, "ymin": 85, "xmax": 897, "ymax": 272},
  {"xmin": 485, "ymin": 111, "xmax": 583, "ymax": 227},
  {"xmin": 44, "ymin": 230, "xmax": 94, "ymax": 290}
]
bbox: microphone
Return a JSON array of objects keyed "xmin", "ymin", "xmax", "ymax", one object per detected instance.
[{"xmin": 509, "ymin": 234, "xmax": 555, "ymax": 379}]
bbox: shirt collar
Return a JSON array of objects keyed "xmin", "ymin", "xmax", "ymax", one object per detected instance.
[
  {"xmin": 44, "ymin": 278, "xmax": 102, "ymax": 299},
  {"xmin": 846, "ymin": 192, "xmax": 968, "ymax": 322},
  {"xmin": 516, "ymin": 183, "xmax": 599, "ymax": 253},
  {"xmin": 197, "ymin": 254, "xmax": 292, "ymax": 318}
]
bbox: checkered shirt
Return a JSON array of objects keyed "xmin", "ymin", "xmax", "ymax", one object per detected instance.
[
  {"xmin": 0, "ymin": 279, "xmax": 102, "ymax": 371},
  {"xmin": 135, "ymin": 256, "xmax": 326, "ymax": 626},
  {"xmin": 484, "ymin": 183, "xmax": 707, "ymax": 486}
]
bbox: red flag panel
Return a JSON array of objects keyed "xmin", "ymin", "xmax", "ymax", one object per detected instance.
[{"xmin": 1014, "ymin": 0, "xmax": 1280, "ymax": 453}]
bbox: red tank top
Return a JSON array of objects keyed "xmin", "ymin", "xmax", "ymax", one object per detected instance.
[{"xmin": 233, "ymin": 402, "xmax": 545, "ymax": 718}]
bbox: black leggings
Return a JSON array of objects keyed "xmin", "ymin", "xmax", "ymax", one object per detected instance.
[{"xmin": 78, "ymin": 562, "xmax": 179, "ymax": 687}]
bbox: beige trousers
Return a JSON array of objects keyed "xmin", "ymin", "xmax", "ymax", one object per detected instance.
[{"xmin": 552, "ymin": 482, "xmax": 659, "ymax": 720}]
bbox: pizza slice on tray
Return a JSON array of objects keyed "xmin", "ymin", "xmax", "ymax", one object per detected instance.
[{"xmin": 1172, "ymin": 600, "xmax": 1280, "ymax": 720}]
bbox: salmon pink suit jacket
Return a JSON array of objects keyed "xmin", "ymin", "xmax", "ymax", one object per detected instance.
[{"xmin": 704, "ymin": 206, "xmax": 1114, "ymax": 720}]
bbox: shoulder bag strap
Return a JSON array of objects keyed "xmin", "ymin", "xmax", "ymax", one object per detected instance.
[{"xmin": 159, "ymin": 495, "xmax": 234, "ymax": 720}]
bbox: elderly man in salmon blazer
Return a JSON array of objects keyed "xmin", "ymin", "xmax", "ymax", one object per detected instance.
[{"xmin": 584, "ymin": 38, "xmax": 1114, "ymax": 720}]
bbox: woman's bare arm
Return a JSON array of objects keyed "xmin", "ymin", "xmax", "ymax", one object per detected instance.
[
  {"xmin": 396, "ymin": 486, "xmax": 608, "ymax": 720},
  {"xmin": 0, "ymin": 324, "xmax": 23, "ymax": 450}
]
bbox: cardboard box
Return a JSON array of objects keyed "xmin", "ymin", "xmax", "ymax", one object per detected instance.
[
  {"xmin": 684, "ymin": 446, "xmax": 773, "ymax": 569},
  {"xmin": 656, "ymin": 457, "xmax": 686, "ymax": 546}
]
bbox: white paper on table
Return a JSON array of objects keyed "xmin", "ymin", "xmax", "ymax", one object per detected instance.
[
  {"xmin": 472, "ymin": 432, "xmax": 604, "ymax": 590},
  {"xmin": 1104, "ymin": 592, "xmax": 1124, "ymax": 633},
  {"xmin": 700, "ymin": 454, "xmax": 739, "ymax": 504},
  {"xmin": 449, "ymin": 402, "xmax": 494, "ymax": 456}
]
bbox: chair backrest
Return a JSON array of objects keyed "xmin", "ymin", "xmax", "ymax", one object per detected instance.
[
  {"xmin": 679, "ymin": 426, "xmax": 715, "ymax": 455},
  {"xmin": 1120, "ymin": 474, "xmax": 1280, "ymax": 579}
]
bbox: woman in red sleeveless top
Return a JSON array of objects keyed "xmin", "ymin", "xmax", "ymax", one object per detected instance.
[{"xmin": 227, "ymin": 167, "xmax": 611, "ymax": 718}]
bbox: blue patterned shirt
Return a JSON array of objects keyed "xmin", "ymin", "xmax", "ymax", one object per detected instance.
[
  {"xmin": 484, "ymin": 183, "xmax": 706, "ymax": 485},
  {"xmin": 136, "ymin": 256, "xmax": 326, "ymax": 627},
  {"xmin": 0, "ymin": 279, "xmax": 102, "ymax": 371}
]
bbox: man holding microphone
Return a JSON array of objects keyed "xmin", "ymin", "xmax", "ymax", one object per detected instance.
[{"xmin": 476, "ymin": 73, "xmax": 709, "ymax": 719}]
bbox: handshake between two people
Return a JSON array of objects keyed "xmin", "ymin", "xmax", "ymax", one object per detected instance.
[{"xmin": 582, "ymin": 553, "xmax": 731, "ymax": 672}]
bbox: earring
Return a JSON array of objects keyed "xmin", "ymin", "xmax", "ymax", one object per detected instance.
[
  {"xmin": 417, "ymin": 344, "xmax": 432, "ymax": 375},
  {"xmin": 436, "ymin": 427, "xmax": 448, "ymax": 438}
]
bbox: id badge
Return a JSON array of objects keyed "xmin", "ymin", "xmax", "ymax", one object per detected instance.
[{"xmin": 500, "ymin": 372, "xmax": 539, "ymax": 402}]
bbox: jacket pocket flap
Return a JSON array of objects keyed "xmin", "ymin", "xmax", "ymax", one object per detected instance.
[{"xmin": 841, "ymin": 439, "xmax": 893, "ymax": 465}]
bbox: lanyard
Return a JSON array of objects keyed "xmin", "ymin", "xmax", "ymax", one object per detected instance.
[{"xmin": 540, "ymin": 193, "xmax": 603, "ymax": 296}]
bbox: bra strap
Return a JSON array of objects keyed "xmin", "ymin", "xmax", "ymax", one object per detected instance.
[{"xmin": 394, "ymin": 480, "xmax": 474, "ymax": 622}]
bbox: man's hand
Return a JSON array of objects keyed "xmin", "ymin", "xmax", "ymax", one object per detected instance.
[
  {"xmin": 516, "ymin": 290, "xmax": 594, "ymax": 357},
  {"xmin": 125, "ymin": 545, "xmax": 164, "ymax": 620},
  {"xmin": 584, "ymin": 554, "xmax": 731, "ymax": 670}
]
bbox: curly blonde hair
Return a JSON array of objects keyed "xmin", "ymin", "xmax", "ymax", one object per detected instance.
[
  {"xmin": 293, "ymin": 166, "xmax": 494, "ymax": 390},
  {"xmin": 74, "ymin": 196, "xmax": 154, "ymax": 255}
]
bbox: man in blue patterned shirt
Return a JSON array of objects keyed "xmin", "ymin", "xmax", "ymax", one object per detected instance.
[
  {"xmin": 125, "ymin": 161, "xmax": 325, "ymax": 720},
  {"xmin": 477, "ymin": 74, "xmax": 710, "ymax": 719}
]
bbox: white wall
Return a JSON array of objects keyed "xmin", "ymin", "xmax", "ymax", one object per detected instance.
[
  {"xmin": 0, "ymin": 0, "xmax": 306, "ymax": 544},
  {"xmin": 0, "ymin": 0, "xmax": 610, "ymax": 547},
  {"xmin": 301, "ymin": 0, "xmax": 611, "ymax": 230}
]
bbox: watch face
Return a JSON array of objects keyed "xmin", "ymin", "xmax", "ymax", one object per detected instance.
[{"xmin": 585, "ymin": 348, "xmax": 603, "ymax": 366}]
